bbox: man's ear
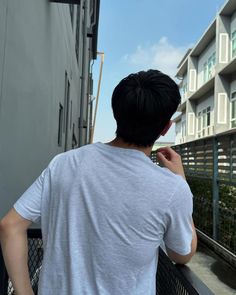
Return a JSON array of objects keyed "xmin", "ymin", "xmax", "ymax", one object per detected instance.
[{"xmin": 160, "ymin": 121, "xmax": 172, "ymax": 136}]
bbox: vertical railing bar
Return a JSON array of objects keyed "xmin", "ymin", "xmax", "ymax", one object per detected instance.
[
  {"xmin": 0, "ymin": 246, "xmax": 8, "ymax": 295},
  {"xmin": 230, "ymin": 135, "xmax": 233, "ymax": 183},
  {"xmin": 212, "ymin": 136, "xmax": 219, "ymax": 241}
]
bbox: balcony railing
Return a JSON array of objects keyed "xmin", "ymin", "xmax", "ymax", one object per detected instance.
[
  {"xmin": 151, "ymin": 130, "xmax": 236, "ymax": 264},
  {"xmin": 0, "ymin": 229, "xmax": 213, "ymax": 295}
]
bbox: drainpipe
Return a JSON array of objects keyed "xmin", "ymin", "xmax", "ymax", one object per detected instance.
[
  {"xmin": 79, "ymin": 0, "xmax": 88, "ymax": 147},
  {"xmin": 90, "ymin": 52, "xmax": 104, "ymax": 144}
]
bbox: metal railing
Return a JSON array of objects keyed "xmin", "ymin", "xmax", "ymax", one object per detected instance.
[
  {"xmin": 0, "ymin": 229, "xmax": 213, "ymax": 295},
  {"xmin": 151, "ymin": 130, "xmax": 236, "ymax": 257}
]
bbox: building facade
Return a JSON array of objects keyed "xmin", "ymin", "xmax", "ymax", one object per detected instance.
[
  {"xmin": 0, "ymin": 0, "xmax": 100, "ymax": 219},
  {"xmin": 175, "ymin": 0, "xmax": 236, "ymax": 144}
]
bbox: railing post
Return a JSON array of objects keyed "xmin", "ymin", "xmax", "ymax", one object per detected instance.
[
  {"xmin": 229, "ymin": 135, "xmax": 233, "ymax": 183},
  {"xmin": 0, "ymin": 247, "xmax": 8, "ymax": 295},
  {"xmin": 212, "ymin": 136, "xmax": 219, "ymax": 240}
]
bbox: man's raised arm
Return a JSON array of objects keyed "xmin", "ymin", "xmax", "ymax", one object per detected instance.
[
  {"xmin": 0, "ymin": 208, "xmax": 34, "ymax": 295},
  {"xmin": 157, "ymin": 147, "xmax": 197, "ymax": 264}
]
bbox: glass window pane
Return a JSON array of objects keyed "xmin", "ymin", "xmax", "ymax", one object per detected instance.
[
  {"xmin": 232, "ymin": 92, "xmax": 236, "ymax": 99},
  {"xmin": 207, "ymin": 112, "xmax": 211, "ymax": 126},
  {"xmin": 232, "ymin": 31, "xmax": 236, "ymax": 39},
  {"xmin": 232, "ymin": 120, "xmax": 236, "ymax": 128},
  {"xmin": 233, "ymin": 40, "xmax": 236, "ymax": 50},
  {"xmin": 232, "ymin": 100, "xmax": 236, "ymax": 119},
  {"xmin": 212, "ymin": 52, "xmax": 216, "ymax": 65},
  {"xmin": 204, "ymin": 63, "xmax": 208, "ymax": 82}
]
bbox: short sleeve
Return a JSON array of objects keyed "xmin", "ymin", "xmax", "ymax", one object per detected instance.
[
  {"xmin": 163, "ymin": 179, "xmax": 193, "ymax": 255},
  {"xmin": 13, "ymin": 168, "xmax": 49, "ymax": 224}
]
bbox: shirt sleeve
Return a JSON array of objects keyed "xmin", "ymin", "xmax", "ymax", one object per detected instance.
[
  {"xmin": 163, "ymin": 178, "xmax": 193, "ymax": 256},
  {"xmin": 13, "ymin": 167, "xmax": 49, "ymax": 224}
]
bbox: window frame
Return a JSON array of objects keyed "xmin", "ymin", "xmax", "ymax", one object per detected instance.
[
  {"xmin": 203, "ymin": 52, "xmax": 216, "ymax": 83},
  {"xmin": 231, "ymin": 91, "xmax": 236, "ymax": 128},
  {"xmin": 196, "ymin": 106, "xmax": 211, "ymax": 138},
  {"xmin": 231, "ymin": 30, "xmax": 236, "ymax": 59},
  {"xmin": 58, "ymin": 103, "xmax": 64, "ymax": 147}
]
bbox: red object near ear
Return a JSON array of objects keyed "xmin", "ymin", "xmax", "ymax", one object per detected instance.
[{"xmin": 160, "ymin": 121, "xmax": 172, "ymax": 136}]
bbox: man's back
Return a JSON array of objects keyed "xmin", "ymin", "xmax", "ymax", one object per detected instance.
[{"xmin": 14, "ymin": 142, "xmax": 193, "ymax": 295}]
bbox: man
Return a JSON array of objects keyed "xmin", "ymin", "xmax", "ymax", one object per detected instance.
[{"xmin": 0, "ymin": 70, "xmax": 197, "ymax": 295}]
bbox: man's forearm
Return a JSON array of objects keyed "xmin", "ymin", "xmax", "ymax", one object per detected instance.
[{"xmin": 0, "ymin": 226, "xmax": 34, "ymax": 295}]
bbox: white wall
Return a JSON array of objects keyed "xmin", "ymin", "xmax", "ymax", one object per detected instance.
[{"xmin": 197, "ymin": 40, "xmax": 216, "ymax": 88}]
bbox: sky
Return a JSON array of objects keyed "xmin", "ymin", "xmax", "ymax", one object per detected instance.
[{"xmin": 93, "ymin": 0, "xmax": 226, "ymax": 143}]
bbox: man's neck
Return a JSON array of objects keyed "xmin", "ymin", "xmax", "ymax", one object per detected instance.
[{"xmin": 106, "ymin": 137, "xmax": 153, "ymax": 157}]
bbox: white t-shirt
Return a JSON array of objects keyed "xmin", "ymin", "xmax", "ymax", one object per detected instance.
[{"xmin": 14, "ymin": 142, "xmax": 193, "ymax": 295}]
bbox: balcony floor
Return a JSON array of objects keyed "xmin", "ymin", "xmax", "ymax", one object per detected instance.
[{"xmin": 188, "ymin": 242, "xmax": 236, "ymax": 295}]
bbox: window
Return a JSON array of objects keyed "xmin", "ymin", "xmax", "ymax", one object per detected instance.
[
  {"xmin": 64, "ymin": 72, "xmax": 70, "ymax": 151},
  {"xmin": 206, "ymin": 106, "xmax": 211, "ymax": 126},
  {"xmin": 70, "ymin": 100, "xmax": 72, "ymax": 129},
  {"xmin": 203, "ymin": 52, "xmax": 216, "ymax": 83},
  {"xmin": 231, "ymin": 92, "xmax": 236, "ymax": 128},
  {"xmin": 232, "ymin": 31, "xmax": 236, "ymax": 58},
  {"xmin": 203, "ymin": 62, "xmax": 208, "ymax": 83},
  {"xmin": 72, "ymin": 123, "xmax": 78, "ymax": 149},
  {"xmin": 197, "ymin": 106, "xmax": 211, "ymax": 138},
  {"xmin": 75, "ymin": 6, "xmax": 80, "ymax": 62},
  {"xmin": 69, "ymin": 4, "xmax": 74, "ymax": 28},
  {"xmin": 58, "ymin": 104, "xmax": 63, "ymax": 146}
]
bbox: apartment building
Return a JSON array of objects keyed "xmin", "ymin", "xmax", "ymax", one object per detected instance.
[
  {"xmin": 175, "ymin": 0, "xmax": 236, "ymax": 144},
  {"xmin": 0, "ymin": 0, "xmax": 100, "ymax": 219}
]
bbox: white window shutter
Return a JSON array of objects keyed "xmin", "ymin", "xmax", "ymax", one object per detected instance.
[
  {"xmin": 219, "ymin": 33, "xmax": 229, "ymax": 63},
  {"xmin": 188, "ymin": 113, "xmax": 195, "ymax": 135},
  {"xmin": 217, "ymin": 93, "xmax": 227, "ymax": 123},
  {"xmin": 189, "ymin": 69, "xmax": 197, "ymax": 92}
]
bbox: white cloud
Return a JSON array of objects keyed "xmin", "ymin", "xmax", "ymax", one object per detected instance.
[{"xmin": 123, "ymin": 37, "xmax": 192, "ymax": 78}]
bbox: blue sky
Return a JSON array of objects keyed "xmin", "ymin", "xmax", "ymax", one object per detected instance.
[{"xmin": 93, "ymin": 0, "xmax": 226, "ymax": 143}]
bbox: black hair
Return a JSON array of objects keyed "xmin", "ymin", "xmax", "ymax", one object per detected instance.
[{"xmin": 111, "ymin": 69, "xmax": 181, "ymax": 147}]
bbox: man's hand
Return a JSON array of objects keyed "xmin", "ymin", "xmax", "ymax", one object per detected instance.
[{"xmin": 157, "ymin": 147, "xmax": 186, "ymax": 180}]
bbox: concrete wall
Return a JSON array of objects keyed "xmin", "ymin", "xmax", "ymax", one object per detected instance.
[
  {"xmin": 197, "ymin": 40, "xmax": 216, "ymax": 88},
  {"xmin": 0, "ymin": 0, "xmax": 96, "ymax": 219},
  {"xmin": 196, "ymin": 95, "xmax": 214, "ymax": 116}
]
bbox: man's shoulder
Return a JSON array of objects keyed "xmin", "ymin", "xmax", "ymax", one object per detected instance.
[{"xmin": 48, "ymin": 144, "xmax": 97, "ymax": 168}]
